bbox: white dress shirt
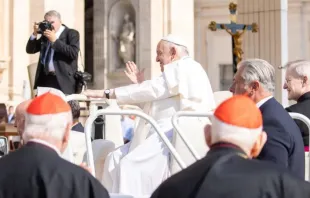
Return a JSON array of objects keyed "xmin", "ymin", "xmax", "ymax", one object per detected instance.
[{"xmin": 256, "ymin": 95, "xmax": 273, "ymax": 108}]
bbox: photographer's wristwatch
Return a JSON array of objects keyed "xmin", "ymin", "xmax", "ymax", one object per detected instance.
[{"xmin": 104, "ymin": 89, "xmax": 110, "ymax": 99}]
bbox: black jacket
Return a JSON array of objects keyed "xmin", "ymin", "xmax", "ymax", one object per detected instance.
[
  {"xmin": 151, "ymin": 144, "xmax": 310, "ymax": 198},
  {"xmin": 286, "ymin": 92, "xmax": 310, "ymax": 146},
  {"xmin": 26, "ymin": 25, "xmax": 79, "ymax": 94},
  {"xmin": 0, "ymin": 142, "xmax": 109, "ymax": 198},
  {"xmin": 258, "ymin": 97, "xmax": 305, "ymax": 179}
]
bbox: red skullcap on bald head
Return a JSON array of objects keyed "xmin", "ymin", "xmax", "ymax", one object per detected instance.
[
  {"xmin": 27, "ymin": 92, "xmax": 70, "ymax": 115},
  {"xmin": 214, "ymin": 95, "xmax": 262, "ymax": 129}
]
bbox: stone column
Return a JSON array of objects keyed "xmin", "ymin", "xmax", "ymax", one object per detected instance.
[
  {"xmin": 169, "ymin": 0, "xmax": 194, "ymax": 58},
  {"xmin": 74, "ymin": 0, "xmax": 85, "ymax": 71},
  {"xmin": 29, "ymin": 0, "xmax": 44, "ymax": 65},
  {"xmin": 92, "ymin": 0, "xmax": 105, "ymax": 89},
  {"xmin": 11, "ymin": 0, "xmax": 31, "ymax": 101},
  {"xmin": 142, "ymin": 0, "xmax": 195, "ymax": 78},
  {"xmin": 0, "ymin": 0, "xmax": 11, "ymax": 101},
  {"xmin": 238, "ymin": 0, "xmax": 289, "ymax": 106},
  {"xmin": 145, "ymin": 0, "xmax": 165, "ymax": 78}
]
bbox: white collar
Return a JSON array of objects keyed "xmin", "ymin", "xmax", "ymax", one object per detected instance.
[
  {"xmin": 56, "ymin": 25, "xmax": 65, "ymax": 39},
  {"xmin": 256, "ymin": 96, "xmax": 273, "ymax": 108},
  {"xmin": 164, "ymin": 56, "xmax": 190, "ymax": 68},
  {"xmin": 180, "ymin": 55, "xmax": 190, "ymax": 60},
  {"xmin": 28, "ymin": 139, "xmax": 61, "ymax": 155}
]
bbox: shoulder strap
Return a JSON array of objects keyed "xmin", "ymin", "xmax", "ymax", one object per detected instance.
[
  {"xmin": 66, "ymin": 28, "xmax": 84, "ymax": 72},
  {"xmin": 195, "ymin": 153, "xmax": 237, "ymax": 198}
]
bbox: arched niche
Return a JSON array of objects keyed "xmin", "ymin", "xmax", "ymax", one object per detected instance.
[{"xmin": 108, "ymin": 0, "xmax": 136, "ymax": 72}]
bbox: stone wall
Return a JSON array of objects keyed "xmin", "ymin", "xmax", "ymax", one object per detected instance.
[{"xmin": 194, "ymin": 0, "xmax": 310, "ymax": 106}]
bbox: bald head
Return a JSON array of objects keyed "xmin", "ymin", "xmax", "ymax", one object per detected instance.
[{"xmin": 15, "ymin": 99, "xmax": 32, "ymax": 136}]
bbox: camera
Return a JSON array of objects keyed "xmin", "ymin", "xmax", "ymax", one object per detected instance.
[
  {"xmin": 37, "ymin": 20, "xmax": 53, "ymax": 34},
  {"xmin": 74, "ymin": 71, "xmax": 92, "ymax": 93}
]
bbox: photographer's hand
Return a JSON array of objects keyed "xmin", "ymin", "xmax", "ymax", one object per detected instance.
[
  {"xmin": 44, "ymin": 30, "xmax": 57, "ymax": 43},
  {"xmin": 33, "ymin": 22, "xmax": 39, "ymax": 37}
]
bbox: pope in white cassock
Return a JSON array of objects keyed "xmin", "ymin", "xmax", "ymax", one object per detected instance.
[{"xmin": 82, "ymin": 34, "xmax": 215, "ymax": 197}]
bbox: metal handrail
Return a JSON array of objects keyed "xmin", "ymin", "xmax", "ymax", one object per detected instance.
[
  {"xmin": 172, "ymin": 111, "xmax": 310, "ymax": 181},
  {"xmin": 65, "ymin": 94, "xmax": 88, "ymax": 102},
  {"xmin": 289, "ymin": 112, "xmax": 310, "ymax": 181},
  {"xmin": 65, "ymin": 94, "xmax": 106, "ymax": 113},
  {"xmin": 171, "ymin": 111, "xmax": 214, "ymax": 161},
  {"xmin": 84, "ymin": 109, "xmax": 187, "ymax": 176},
  {"xmin": 65, "ymin": 94, "xmax": 108, "ymax": 104},
  {"xmin": 64, "ymin": 94, "xmax": 108, "ymax": 164}
]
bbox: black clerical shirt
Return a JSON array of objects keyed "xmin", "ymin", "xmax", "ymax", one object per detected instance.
[{"xmin": 151, "ymin": 143, "xmax": 310, "ymax": 198}]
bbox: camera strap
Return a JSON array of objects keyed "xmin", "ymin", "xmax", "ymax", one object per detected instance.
[
  {"xmin": 78, "ymin": 50, "xmax": 85, "ymax": 72},
  {"xmin": 66, "ymin": 29, "xmax": 84, "ymax": 72}
]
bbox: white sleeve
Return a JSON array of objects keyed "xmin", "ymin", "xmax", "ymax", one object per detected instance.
[{"xmin": 114, "ymin": 76, "xmax": 175, "ymax": 104}]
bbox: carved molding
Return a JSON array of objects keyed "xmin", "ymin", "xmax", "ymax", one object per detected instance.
[
  {"xmin": 195, "ymin": 0, "xmax": 306, "ymax": 18},
  {"xmin": 0, "ymin": 57, "xmax": 10, "ymax": 83},
  {"xmin": 0, "ymin": 57, "xmax": 10, "ymax": 70}
]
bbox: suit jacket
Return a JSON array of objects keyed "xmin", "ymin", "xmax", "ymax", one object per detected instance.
[
  {"xmin": 151, "ymin": 144, "xmax": 310, "ymax": 198},
  {"xmin": 0, "ymin": 142, "xmax": 109, "ymax": 198},
  {"xmin": 26, "ymin": 25, "xmax": 79, "ymax": 94},
  {"xmin": 72, "ymin": 122, "xmax": 84, "ymax": 133},
  {"xmin": 285, "ymin": 92, "xmax": 310, "ymax": 146},
  {"xmin": 258, "ymin": 97, "xmax": 305, "ymax": 179}
]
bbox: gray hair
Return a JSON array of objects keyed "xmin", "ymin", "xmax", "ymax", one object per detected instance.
[
  {"xmin": 44, "ymin": 10, "xmax": 61, "ymax": 20},
  {"xmin": 23, "ymin": 111, "xmax": 72, "ymax": 143},
  {"xmin": 238, "ymin": 59, "xmax": 275, "ymax": 93},
  {"xmin": 283, "ymin": 60, "xmax": 310, "ymax": 80}
]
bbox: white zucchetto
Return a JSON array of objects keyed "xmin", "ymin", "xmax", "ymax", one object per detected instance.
[{"xmin": 161, "ymin": 34, "xmax": 187, "ymax": 47}]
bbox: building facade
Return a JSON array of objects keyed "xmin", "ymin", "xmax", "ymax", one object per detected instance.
[{"xmin": 0, "ymin": 0, "xmax": 307, "ymax": 107}]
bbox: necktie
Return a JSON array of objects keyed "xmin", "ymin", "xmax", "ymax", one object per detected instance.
[{"xmin": 40, "ymin": 41, "xmax": 52, "ymax": 74}]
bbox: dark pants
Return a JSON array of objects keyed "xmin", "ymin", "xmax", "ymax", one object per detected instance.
[{"xmin": 38, "ymin": 72, "xmax": 61, "ymax": 90}]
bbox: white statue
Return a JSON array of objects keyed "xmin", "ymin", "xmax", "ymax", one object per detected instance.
[{"xmin": 113, "ymin": 14, "xmax": 135, "ymax": 67}]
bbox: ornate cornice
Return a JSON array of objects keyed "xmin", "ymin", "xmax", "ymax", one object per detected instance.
[{"xmin": 195, "ymin": 0, "xmax": 310, "ymax": 18}]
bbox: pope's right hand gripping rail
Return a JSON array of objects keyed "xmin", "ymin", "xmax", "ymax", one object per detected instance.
[{"xmin": 65, "ymin": 94, "xmax": 187, "ymax": 177}]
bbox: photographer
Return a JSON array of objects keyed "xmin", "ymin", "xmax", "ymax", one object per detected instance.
[{"xmin": 26, "ymin": 10, "xmax": 80, "ymax": 95}]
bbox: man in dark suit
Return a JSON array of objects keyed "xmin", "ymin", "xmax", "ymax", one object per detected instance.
[
  {"xmin": 68, "ymin": 100, "xmax": 84, "ymax": 132},
  {"xmin": 26, "ymin": 10, "xmax": 79, "ymax": 94},
  {"xmin": 151, "ymin": 96, "xmax": 310, "ymax": 198},
  {"xmin": 0, "ymin": 92, "xmax": 109, "ymax": 198},
  {"xmin": 7, "ymin": 105, "xmax": 15, "ymax": 124},
  {"xmin": 282, "ymin": 60, "xmax": 310, "ymax": 148},
  {"xmin": 229, "ymin": 59, "xmax": 305, "ymax": 179}
]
